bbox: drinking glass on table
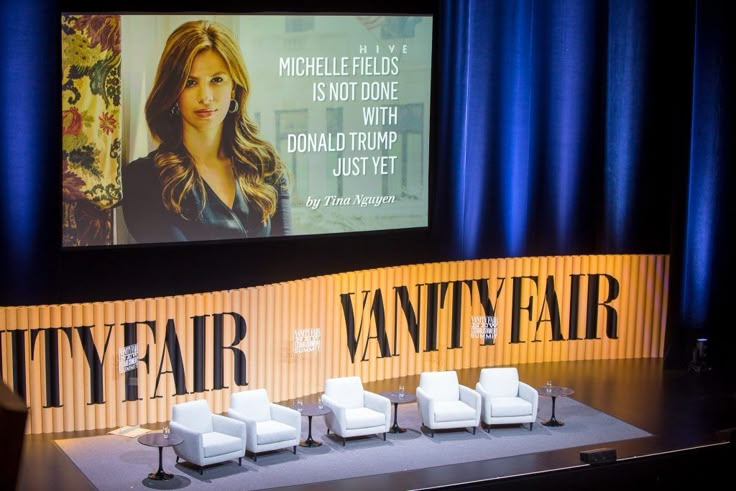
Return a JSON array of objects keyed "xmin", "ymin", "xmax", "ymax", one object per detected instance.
[
  {"xmin": 296, "ymin": 400, "xmax": 304, "ymax": 412},
  {"xmin": 398, "ymin": 385, "xmax": 405, "ymax": 399}
]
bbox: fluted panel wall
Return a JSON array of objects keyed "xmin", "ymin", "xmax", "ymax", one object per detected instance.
[{"xmin": 0, "ymin": 254, "xmax": 668, "ymax": 434}]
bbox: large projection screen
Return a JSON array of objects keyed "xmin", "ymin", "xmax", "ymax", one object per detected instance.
[{"xmin": 61, "ymin": 14, "xmax": 433, "ymax": 247}]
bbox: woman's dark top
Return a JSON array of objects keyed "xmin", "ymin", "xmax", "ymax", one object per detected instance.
[{"xmin": 121, "ymin": 151, "xmax": 291, "ymax": 244}]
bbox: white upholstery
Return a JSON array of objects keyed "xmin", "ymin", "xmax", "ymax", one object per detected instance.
[
  {"xmin": 202, "ymin": 432, "xmax": 242, "ymax": 457},
  {"xmin": 433, "ymin": 400, "xmax": 478, "ymax": 422},
  {"xmin": 169, "ymin": 399, "xmax": 246, "ymax": 474},
  {"xmin": 344, "ymin": 407, "xmax": 387, "ymax": 429},
  {"xmin": 476, "ymin": 367, "xmax": 539, "ymax": 431},
  {"xmin": 227, "ymin": 389, "xmax": 301, "ymax": 460},
  {"xmin": 416, "ymin": 370, "xmax": 481, "ymax": 436},
  {"xmin": 322, "ymin": 376, "xmax": 391, "ymax": 445}
]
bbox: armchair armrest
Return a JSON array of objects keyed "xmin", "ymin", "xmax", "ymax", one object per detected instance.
[
  {"xmin": 227, "ymin": 408, "xmax": 258, "ymax": 447},
  {"xmin": 270, "ymin": 403, "xmax": 302, "ymax": 431},
  {"xmin": 459, "ymin": 384, "xmax": 481, "ymax": 411},
  {"xmin": 518, "ymin": 381, "xmax": 539, "ymax": 410},
  {"xmin": 364, "ymin": 391, "xmax": 391, "ymax": 428},
  {"xmin": 415, "ymin": 386, "xmax": 430, "ymax": 406},
  {"xmin": 415, "ymin": 386, "xmax": 435, "ymax": 425},
  {"xmin": 213, "ymin": 413, "xmax": 247, "ymax": 442},
  {"xmin": 169, "ymin": 420, "xmax": 204, "ymax": 463},
  {"xmin": 321, "ymin": 394, "xmax": 345, "ymax": 417},
  {"xmin": 321, "ymin": 393, "xmax": 347, "ymax": 434},
  {"xmin": 364, "ymin": 391, "xmax": 390, "ymax": 413},
  {"xmin": 475, "ymin": 382, "xmax": 490, "ymax": 410}
]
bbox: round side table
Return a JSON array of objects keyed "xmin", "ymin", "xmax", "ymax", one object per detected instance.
[
  {"xmin": 138, "ymin": 432, "xmax": 183, "ymax": 480},
  {"xmin": 536, "ymin": 385, "xmax": 575, "ymax": 427},
  {"xmin": 295, "ymin": 403, "xmax": 331, "ymax": 447}
]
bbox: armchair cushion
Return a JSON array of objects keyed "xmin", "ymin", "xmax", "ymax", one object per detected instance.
[
  {"xmin": 434, "ymin": 401, "xmax": 479, "ymax": 423},
  {"xmin": 487, "ymin": 397, "xmax": 533, "ymax": 417},
  {"xmin": 345, "ymin": 407, "xmax": 387, "ymax": 429},
  {"xmin": 255, "ymin": 420, "xmax": 298, "ymax": 445},
  {"xmin": 202, "ymin": 432, "xmax": 243, "ymax": 458}
]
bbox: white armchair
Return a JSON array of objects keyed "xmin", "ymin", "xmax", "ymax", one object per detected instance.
[
  {"xmin": 227, "ymin": 388, "xmax": 301, "ymax": 461},
  {"xmin": 170, "ymin": 399, "xmax": 246, "ymax": 474},
  {"xmin": 416, "ymin": 370, "xmax": 481, "ymax": 437},
  {"xmin": 476, "ymin": 367, "xmax": 538, "ymax": 432},
  {"xmin": 322, "ymin": 376, "xmax": 391, "ymax": 446}
]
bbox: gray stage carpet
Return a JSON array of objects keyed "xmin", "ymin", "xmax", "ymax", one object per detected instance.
[{"xmin": 55, "ymin": 397, "xmax": 650, "ymax": 491}]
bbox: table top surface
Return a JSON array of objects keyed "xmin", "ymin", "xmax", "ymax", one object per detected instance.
[
  {"xmin": 137, "ymin": 432, "xmax": 183, "ymax": 448},
  {"xmin": 380, "ymin": 391, "xmax": 417, "ymax": 404},
  {"xmin": 293, "ymin": 402, "xmax": 331, "ymax": 417},
  {"xmin": 536, "ymin": 385, "xmax": 575, "ymax": 398}
]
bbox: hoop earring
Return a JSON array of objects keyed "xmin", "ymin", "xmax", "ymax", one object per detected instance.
[
  {"xmin": 170, "ymin": 103, "xmax": 180, "ymax": 117},
  {"xmin": 228, "ymin": 99, "xmax": 239, "ymax": 114}
]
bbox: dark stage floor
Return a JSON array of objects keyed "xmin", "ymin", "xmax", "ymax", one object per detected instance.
[{"xmin": 15, "ymin": 358, "xmax": 736, "ymax": 490}]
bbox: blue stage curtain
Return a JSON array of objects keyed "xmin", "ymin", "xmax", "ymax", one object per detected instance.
[
  {"xmin": 437, "ymin": 0, "xmax": 733, "ymax": 364},
  {"xmin": 0, "ymin": 0, "xmax": 58, "ymax": 301},
  {"xmin": 439, "ymin": 0, "xmax": 680, "ymax": 258},
  {"xmin": 678, "ymin": 0, "xmax": 734, "ymax": 366}
]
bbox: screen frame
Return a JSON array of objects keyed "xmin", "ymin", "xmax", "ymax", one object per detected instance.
[
  {"xmin": 60, "ymin": 2, "xmax": 440, "ymax": 251},
  {"xmin": 52, "ymin": 0, "xmax": 444, "ymax": 304}
]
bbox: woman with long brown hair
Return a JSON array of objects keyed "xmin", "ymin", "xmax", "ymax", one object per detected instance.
[{"xmin": 122, "ymin": 20, "xmax": 291, "ymax": 243}]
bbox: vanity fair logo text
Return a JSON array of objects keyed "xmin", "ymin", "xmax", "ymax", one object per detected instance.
[
  {"xmin": 338, "ymin": 274, "xmax": 620, "ymax": 363},
  {"xmin": 0, "ymin": 274, "xmax": 618, "ymax": 408}
]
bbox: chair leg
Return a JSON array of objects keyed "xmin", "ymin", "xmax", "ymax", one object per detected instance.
[
  {"xmin": 293, "ymin": 445, "xmax": 297, "ymax": 454},
  {"xmin": 529, "ymin": 422, "xmax": 533, "ymax": 431},
  {"xmin": 383, "ymin": 432, "xmax": 386, "ymax": 441},
  {"xmin": 238, "ymin": 457, "xmax": 242, "ymax": 466},
  {"xmin": 199, "ymin": 466, "xmax": 203, "ymax": 475},
  {"xmin": 472, "ymin": 427, "xmax": 476, "ymax": 435},
  {"xmin": 486, "ymin": 425, "xmax": 491, "ymax": 433},
  {"xmin": 342, "ymin": 437, "xmax": 346, "ymax": 446},
  {"xmin": 176, "ymin": 456, "xmax": 180, "ymax": 463},
  {"xmin": 422, "ymin": 424, "xmax": 434, "ymax": 437}
]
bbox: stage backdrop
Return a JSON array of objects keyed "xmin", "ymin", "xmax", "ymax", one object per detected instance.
[{"xmin": 1, "ymin": 253, "xmax": 668, "ymax": 434}]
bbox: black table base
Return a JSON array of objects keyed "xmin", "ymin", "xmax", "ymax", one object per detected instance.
[
  {"xmin": 148, "ymin": 447, "xmax": 175, "ymax": 480},
  {"xmin": 541, "ymin": 396, "xmax": 565, "ymax": 427},
  {"xmin": 148, "ymin": 470, "xmax": 174, "ymax": 481},
  {"xmin": 542, "ymin": 417, "xmax": 565, "ymax": 427},
  {"xmin": 389, "ymin": 403, "xmax": 407, "ymax": 433},
  {"xmin": 300, "ymin": 415, "xmax": 323, "ymax": 447}
]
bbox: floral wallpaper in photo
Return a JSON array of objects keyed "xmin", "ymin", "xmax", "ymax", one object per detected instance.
[{"xmin": 61, "ymin": 15, "xmax": 121, "ymax": 246}]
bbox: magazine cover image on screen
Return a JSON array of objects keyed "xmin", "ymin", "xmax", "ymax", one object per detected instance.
[{"xmin": 61, "ymin": 14, "xmax": 433, "ymax": 247}]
